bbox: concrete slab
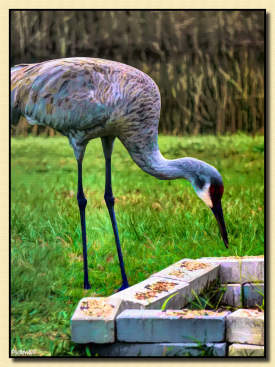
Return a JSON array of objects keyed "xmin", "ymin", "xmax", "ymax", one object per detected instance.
[
  {"xmin": 109, "ymin": 276, "xmax": 192, "ymax": 311},
  {"xmin": 226, "ymin": 308, "xmax": 264, "ymax": 345},
  {"xmin": 117, "ymin": 309, "xmax": 230, "ymax": 343},
  {"xmin": 90, "ymin": 342, "xmax": 227, "ymax": 357},
  {"xmin": 150, "ymin": 258, "xmax": 219, "ymax": 296},
  {"xmin": 221, "ymin": 284, "xmax": 242, "ymax": 307},
  {"xmin": 71, "ymin": 297, "xmax": 121, "ymax": 344},
  {"xmin": 243, "ymin": 283, "xmax": 264, "ymax": 308},
  {"xmin": 199, "ymin": 256, "xmax": 264, "ymax": 283},
  {"xmin": 241, "ymin": 258, "xmax": 264, "ymax": 283},
  {"xmin": 228, "ymin": 343, "xmax": 265, "ymax": 357}
]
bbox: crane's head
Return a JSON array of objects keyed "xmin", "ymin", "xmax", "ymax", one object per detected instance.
[{"xmin": 191, "ymin": 164, "xmax": 229, "ymax": 248}]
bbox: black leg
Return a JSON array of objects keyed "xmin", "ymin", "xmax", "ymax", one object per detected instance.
[
  {"xmin": 102, "ymin": 137, "xmax": 129, "ymax": 291},
  {"xmin": 77, "ymin": 159, "xmax": 91, "ymax": 290}
]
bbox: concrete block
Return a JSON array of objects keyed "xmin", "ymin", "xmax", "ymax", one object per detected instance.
[
  {"xmin": 243, "ymin": 283, "xmax": 264, "ymax": 308},
  {"xmin": 117, "ymin": 309, "xmax": 230, "ymax": 343},
  {"xmin": 150, "ymin": 258, "xmax": 219, "ymax": 296},
  {"xmin": 91, "ymin": 342, "xmax": 227, "ymax": 357},
  {"xmin": 228, "ymin": 343, "xmax": 265, "ymax": 357},
  {"xmin": 241, "ymin": 258, "xmax": 264, "ymax": 283},
  {"xmin": 199, "ymin": 256, "xmax": 264, "ymax": 283},
  {"xmin": 226, "ymin": 308, "xmax": 264, "ymax": 345},
  {"xmin": 221, "ymin": 284, "xmax": 242, "ymax": 307},
  {"xmin": 109, "ymin": 276, "xmax": 192, "ymax": 311},
  {"xmin": 71, "ymin": 297, "xmax": 121, "ymax": 344}
]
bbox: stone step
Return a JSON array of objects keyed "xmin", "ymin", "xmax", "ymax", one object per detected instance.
[
  {"xmin": 117, "ymin": 309, "xmax": 230, "ymax": 343},
  {"xmin": 221, "ymin": 284, "xmax": 242, "ymax": 307},
  {"xmin": 221, "ymin": 283, "xmax": 264, "ymax": 308},
  {"xmin": 71, "ymin": 297, "xmax": 121, "ymax": 344},
  {"xmin": 70, "ymin": 256, "xmax": 265, "ymax": 348},
  {"xmin": 226, "ymin": 308, "xmax": 264, "ymax": 345},
  {"xmin": 108, "ymin": 276, "xmax": 192, "ymax": 311},
  {"xmin": 90, "ymin": 342, "xmax": 227, "ymax": 357},
  {"xmin": 243, "ymin": 283, "xmax": 264, "ymax": 308},
  {"xmin": 150, "ymin": 258, "xmax": 220, "ymax": 296},
  {"xmin": 228, "ymin": 343, "xmax": 265, "ymax": 357},
  {"xmin": 199, "ymin": 256, "xmax": 264, "ymax": 283}
]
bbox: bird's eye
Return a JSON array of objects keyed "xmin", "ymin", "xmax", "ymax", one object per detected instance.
[{"xmin": 195, "ymin": 176, "xmax": 205, "ymax": 190}]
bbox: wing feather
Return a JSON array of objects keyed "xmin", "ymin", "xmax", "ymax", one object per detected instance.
[{"xmin": 10, "ymin": 59, "xmax": 110, "ymax": 131}]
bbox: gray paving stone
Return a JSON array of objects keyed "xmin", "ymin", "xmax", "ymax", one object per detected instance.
[
  {"xmin": 150, "ymin": 258, "xmax": 220, "ymax": 296},
  {"xmin": 228, "ymin": 343, "xmax": 265, "ymax": 357},
  {"xmin": 109, "ymin": 276, "xmax": 192, "ymax": 311},
  {"xmin": 117, "ymin": 309, "xmax": 230, "ymax": 343},
  {"xmin": 243, "ymin": 283, "xmax": 264, "ymax": 308},
  {"xmin": 71, "ymin": 297, "xmax": 121, "ymax": 344},
  {"xmin": 199, "ymin": 256, "xmax": 264, "ymax": 283},
  {"xmin": 221, "ymin": 284, "xmax": 242, "ymax": 307},
  {"xmin": 91, "ymin": 342, "xmax": 227, "ymax": 357},
  {"xmin": 226, "ymin": 309, "xmax": 264, "ymax": 345},
  {"xmin": 241, "ymin": 258, "xmax": 264, "ymax": 283},
  {"xmin": 199, "ymin": 257, "xmax": 242, "ymax": 283}
]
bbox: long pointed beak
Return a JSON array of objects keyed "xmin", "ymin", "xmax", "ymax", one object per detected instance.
[{"xmin": 211, "ymin": 201, "xmax": 229, "ymax": 248}]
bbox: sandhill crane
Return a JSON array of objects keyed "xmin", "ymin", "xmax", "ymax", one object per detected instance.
[{"xmin": 11, "ymin": 57, "xmax": 228, "ymax": 291}]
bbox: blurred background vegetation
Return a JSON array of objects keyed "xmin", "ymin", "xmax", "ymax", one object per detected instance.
[{"xmin": 11, "ymin": 10, "xmax": 264, "ymax": 136}]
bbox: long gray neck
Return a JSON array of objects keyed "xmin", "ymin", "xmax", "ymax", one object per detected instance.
[
  {"xmin": 121, "ymin": 141, "xmax": 197, "ymax": 182},
  {"xmin": 140, "ymin": 150, "xmax": 198, "ymax": 181},
  {"xmin": 118, "ymin": 132, "xmax": 216, "ymax": 185}
]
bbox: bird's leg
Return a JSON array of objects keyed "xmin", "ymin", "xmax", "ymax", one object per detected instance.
[
  {"xmin": 77, "ymin": 159, "xmax": 91, "ymax": 290},
  {"xmin": 102, "ymin": 137, "xmax": 129, "ymax": 291}
]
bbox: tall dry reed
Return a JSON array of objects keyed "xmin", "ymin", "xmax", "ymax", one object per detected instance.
[{"xmin": 11, "ymin": 10, "xmax": 264, "ymax": 136}]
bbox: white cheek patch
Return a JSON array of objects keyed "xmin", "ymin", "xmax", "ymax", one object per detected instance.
[{"xmin": 197, "ymin": 183, "xmax": 213, "ymax": 208}]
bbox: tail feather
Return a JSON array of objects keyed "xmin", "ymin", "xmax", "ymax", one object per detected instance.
[{"xmin": 10, "ymin": 65, "xmax": 28, "ymax": 125}]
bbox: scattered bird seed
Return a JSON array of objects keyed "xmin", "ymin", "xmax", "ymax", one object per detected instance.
[
  {"xmin": 135, "ymin": 281, "xmax": 177, "ymax": 300},
  {"xmin": 80, "ymin": 299, "xmax": 115, "ymax": 317},
  {"xmin": 165, "ymin": 309, "xmax": 228, "ymax": 318},
  {"xmin": 180, "ymin": 260, "xmax": 209, "ymax": 271},
  {"xmin": 169, "ymin": 270, "xmax": 186, "ymax": 277}
]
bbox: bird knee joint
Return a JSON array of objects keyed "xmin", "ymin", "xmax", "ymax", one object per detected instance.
[
  {"xmin": 77, "ymin": 195, "xmax": 87, "ymax": 209},
  {"xmin": 104, "ymin": 194, "xmax": 115, "ymax": 206}
]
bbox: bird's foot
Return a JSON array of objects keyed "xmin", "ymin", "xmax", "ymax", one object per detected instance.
[{"xmin": 116, "ymin": 282, "xmax": 129, "ymax": 292}]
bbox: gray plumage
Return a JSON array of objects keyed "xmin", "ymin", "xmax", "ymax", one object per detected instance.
[
  {"xmin": 11, "ymin": 57, "xmax": 228, "ymax": 252},
  {"xmin": 11, "ymin": 57, "xmax": 221, "ymax": 182}
]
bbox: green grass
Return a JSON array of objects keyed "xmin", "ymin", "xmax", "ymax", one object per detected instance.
[{"xmin": 11, "ymin": 133, "xmax": 264, "ymax": 356}]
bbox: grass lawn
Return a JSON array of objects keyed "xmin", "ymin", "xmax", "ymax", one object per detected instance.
[{"xmin": 11, "ymin": 133, "xmax": 264, "ymax": 356}]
